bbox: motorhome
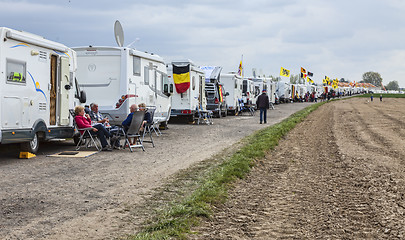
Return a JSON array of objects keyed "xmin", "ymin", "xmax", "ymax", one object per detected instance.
[
  {"xmin": 201, "ymin": 66, "xmax": 228, "ymax": 117},
  {"xmin": 73, "ymin": 46, "xmax": 172, "ymax": 127},
  {"xmin": 167, "ymin": 60, "xmax": 206, "ymax": 122},
  {"xmin": 265, "ymin": 77, "xmax": 276, "ymax": 105},
  {"xmin": 0, "ymin": 27, "xmax": 85, "ymax": 153},
  {"xmin": 220, "ymin": 73, "xmax": 242, "ymax": 115},
  {"xmin": 242, "ymin": 78, "xmax": 255, "ymax": 105},
  {"xmin": 276, "ymin": 81, "xmax": 291, "ymax": 103}
]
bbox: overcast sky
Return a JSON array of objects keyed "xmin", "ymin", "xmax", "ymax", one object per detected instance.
[{"xmin": 1, "ymin": 0, "xmax": 405, "ymax": 87}]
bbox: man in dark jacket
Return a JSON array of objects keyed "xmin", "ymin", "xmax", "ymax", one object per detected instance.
[{"xmin": 256, "ymin": 89, "xmax": 270, "ymax": 124}]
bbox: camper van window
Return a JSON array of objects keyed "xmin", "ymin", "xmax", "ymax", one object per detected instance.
[
  {"xmin": 133, "ymin": 56, "xmax": 141, "ymax": 76},
  {"xmin": 144, "ymin": 66, "xmax": 149, "ymax": 85},
  {"xmin": 161, "ymin": 73, "xmax": 169, "ymax": 89},
  {"xmin": 192, "ymin": 76, "xmax": 196, "ymax": 90},
  {"xmin": 6, "ymin": 60, "xmax": 26, "ymax": 84},
  {"xmin": 242, "ymin": 80, "xmax": 247, "ymax": 93}
]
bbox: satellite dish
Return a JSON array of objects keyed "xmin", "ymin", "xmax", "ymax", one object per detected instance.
[{"xmin": 114, "ymin": 20, "xmax": 124, "ymax": 47}]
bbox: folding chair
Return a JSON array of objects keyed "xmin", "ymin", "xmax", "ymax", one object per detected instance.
[
  {"xmin": 148, "ymin": 106, "xmax": 161, "ymax": 136},
  {"xmin": 123, "ymin": 111, "xmax": 145, "ymax": 152},
  {"xmin": 69, "ymin": 109, "xmax": 102, "ymax": 151},
  {"xmin": 196, "ymin": 104, "xmax": 213, "ymax": 125},
  {"xmin": 141, "ymin": 107, "xmax": 155, "ymax": 147}
]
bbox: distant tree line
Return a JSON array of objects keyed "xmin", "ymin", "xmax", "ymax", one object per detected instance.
[{"xmin": 362, "ymin": 71, "xmax": 400, "ymax": 91}]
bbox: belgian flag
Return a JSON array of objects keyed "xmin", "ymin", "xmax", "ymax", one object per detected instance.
[{"xmin": 173, "ymin": 64, "xmax": 190, "ymax": 94}]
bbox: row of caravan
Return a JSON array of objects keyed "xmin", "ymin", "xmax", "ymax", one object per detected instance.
[
  {"xmin": 0, "ymin": 27, "xmax": 366, "ymax": 153},
  {"xmin": 0, "ymin": 27, "xmax": 276, "ymax": 153}
]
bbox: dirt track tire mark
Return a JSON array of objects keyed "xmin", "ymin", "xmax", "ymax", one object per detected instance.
[
  {"xmin": 191, "ymin": 102, "xmax": 397, "ymax": 239},
  {"xmin": 339, "ymin": 100, "xmax": 405, "ymax": 160}
]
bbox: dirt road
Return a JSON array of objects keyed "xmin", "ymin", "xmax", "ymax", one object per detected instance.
[
  {"xmin": 190, "ymin": 98, "xmax": 405, "ymax": 239},
  {"xmin": 0, "ymin": 102, "xmax": 313, "ymax": 240}
]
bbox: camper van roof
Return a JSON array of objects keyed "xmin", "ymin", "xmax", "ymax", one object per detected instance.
[
  {"xmin": 72, "ymin": 46, "xmax": 165, "ymax": 63},
  {"xmin": 200, "ymin": 66, "xmax": 222, "ymax": 82},
  {"xmin": 1, "ymin": 27, "xmax": 69, "ymax": 52},
  {"xmin": 170, "ymin": 60, "xmax": 204, "ymax": 74}
]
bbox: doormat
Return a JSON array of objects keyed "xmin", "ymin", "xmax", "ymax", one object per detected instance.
[{"xmin": 47, "ymin": 151, "xmax": 98, "ymax": 158}]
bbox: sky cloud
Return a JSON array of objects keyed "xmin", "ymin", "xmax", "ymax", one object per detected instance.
[{"xmin": 1, "ymin": 0, "xmax": 405, "ymax": 87}]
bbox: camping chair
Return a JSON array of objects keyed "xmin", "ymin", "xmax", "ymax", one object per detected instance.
[
  {"xmin": 196, "ymin": 104, "xmax": 213, "ymax": 125},
  {"xmin": 69, "ymin": 109, "xmax": 102, "ymax": 151},
  {"xmin": 148, "ymin": 106, "xmax": 162, "ymax": 136},
  {"xmin": 123, "ymin": 110, "xmax": 146, "ymax": 152},
  {"xmin": 141, "ymin": 107, "xmax": 156, "ymax": 147},
  {"xmin": 237, "ymin": 99, "xmax": 255, "ymax": 116}
]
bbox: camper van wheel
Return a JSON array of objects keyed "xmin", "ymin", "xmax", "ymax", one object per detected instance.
[
  {"xmin": 217, "ymin": 109, "xmax": 222, "ymax": 118},
  {"xmin": 21, "ymin": 132, "xmax": 39, "ymax": 154}
]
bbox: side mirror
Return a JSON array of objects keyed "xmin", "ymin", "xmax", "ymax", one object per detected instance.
[
  {"xmin": 225, "ymin": 92, "xmax": 229, "ymax": 96},
  {"xmin": 79, "ymin": 90, "xmax": 86, "ymax": 103}
]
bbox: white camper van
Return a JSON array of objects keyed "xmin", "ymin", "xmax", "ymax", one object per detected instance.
[
  {"xmin": 242, "ymin": 78, "xmax": 255, "ymax": 105},
  {"xmin": 220, "ymin": 73, "xmax": 242, "ymax": 115},
  {"xmin": 73, "ymin": 46, "xmax": 172, "ymax": 127},
  {"xmin": 265, "ymin": 77, "xmax": 276, "ymax": 105},
  {"xmin": 167, "ymin": 60, "xmax": 206, "ymax": 122},
  {"xmin": 0, "ymin": 27, "xmax": 84, "ymax": 153},
  {"xmin": 276, "ymin": 81, "xmax": 291, "ymax": 103}
]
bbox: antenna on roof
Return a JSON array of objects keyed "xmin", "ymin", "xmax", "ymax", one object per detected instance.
[
  {"xmin": 126, "ymin": 38, "xmax": 140, "ymax": 48},
  {"xmin": 114, "ymin": 20, "xmax": 124, "ymax": 47}
]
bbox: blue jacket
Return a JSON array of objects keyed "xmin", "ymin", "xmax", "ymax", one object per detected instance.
[{"xmin": 122, "ymin": 112, "xmax": 134, "ymax": 127}]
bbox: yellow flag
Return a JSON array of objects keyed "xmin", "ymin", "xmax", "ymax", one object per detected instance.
[{"xmin": 280, "ymin": 67, "xmax": 290, "ymax": 77}]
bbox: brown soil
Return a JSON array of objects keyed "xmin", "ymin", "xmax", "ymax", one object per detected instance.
[
  {"xmin": 189, "ymin": 98, "xmax": 405, "ymax": 239},
  {"xmin": 0, "ymin": 102, "xmax": 313, "ymax": 240}
]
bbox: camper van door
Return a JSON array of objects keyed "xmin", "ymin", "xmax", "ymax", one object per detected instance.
[{"xmin": 59, "ymin": 57, "xmax": 70, "ymax": 125}]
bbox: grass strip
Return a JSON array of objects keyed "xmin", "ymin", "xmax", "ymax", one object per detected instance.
[
  {"xmin": 355, "ymin": 93, "xmax": 405, "ymax": 98},
  {"xmin": 130, "ymin": 101, "xmax": 326, "ymax": 240}
]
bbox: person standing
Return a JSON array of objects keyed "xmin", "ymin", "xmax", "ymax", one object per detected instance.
[
  {"xmin": 380, "ymin": 94, "xmax": 383, "ymax": 102},
  {"xmin": 256, "ymin": 89, "xmax": 270, "ymax": 124},
  {"xmin": 370, "ymin": 94, "xmax": 374, "ymax": 102}
]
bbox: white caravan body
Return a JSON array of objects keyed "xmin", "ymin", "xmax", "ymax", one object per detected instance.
[
  {"xmin": 167, "ymin": 60, "xmax": 206, "ymax": 119},
  {"xmin": 220, "ymin": 73, "xmax": 243, "ymax": 114},
  {"xmin": 276, "ymin": 81, "xmax": 291, "ymax": 103},
  {"xmin": 242, "ymin": 78, "xmax": 255, "ymax": 105},
  {"xmin": 73, "ymin": 46, "xmax": 172, "ymax": 126},
  {"xmin": 0, "ymin": 27, "xmax": 80, "ymax": 152},
  {"xmin": 264, "ymin": 77, "xmax": 276, "ymax": 104}
]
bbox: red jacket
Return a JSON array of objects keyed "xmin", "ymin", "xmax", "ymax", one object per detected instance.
[{"xmin": 74, "ymin": 115, "xmax": 92, "ymax": 133}]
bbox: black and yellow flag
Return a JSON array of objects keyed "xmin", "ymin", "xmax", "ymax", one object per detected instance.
[{"xmin": 280, "ymin": 67, "xmax": 290, "ymax": 77}]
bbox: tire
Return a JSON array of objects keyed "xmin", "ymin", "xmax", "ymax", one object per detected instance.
[
  {"xmin": 21, "ymin": 132, "xmax": 39, "ymax": 154},
  {"xmin": 223, "ymin": 107, "xmax": 228, "ymax": 117}
]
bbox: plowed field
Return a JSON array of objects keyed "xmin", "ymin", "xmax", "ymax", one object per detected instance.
[{"xmin": 190, "ymin": 98, "xmax": 405, "ymax": 239}]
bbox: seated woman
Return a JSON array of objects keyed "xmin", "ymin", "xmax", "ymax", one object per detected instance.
[
  {"xmin": 74, "ymin": 105, "xmax": 114, "ymax": 151},
  {"xmin": 138, "ymin": 103, "xmax": 152, "ymax": 132}
]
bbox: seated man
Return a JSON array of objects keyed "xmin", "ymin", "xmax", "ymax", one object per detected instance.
[
  {"xmin": 89, "ymin": 103, "xmax": 121, "ymax": 149},
  {"xmin": 74, "ymin": 105, "xmax": 116, "ymax": 151},
  {"xmin": 122, "ymin": 104, "xmax": 138, "ymax": 145},
  {"xmin": 89, "ymin": 103, "xmax": 110, "ymax": 126}
]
